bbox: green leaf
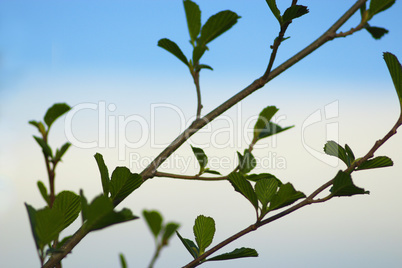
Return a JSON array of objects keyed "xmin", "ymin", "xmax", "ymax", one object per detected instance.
[
  {"xmin": 237, "ymin": 150, "xmax": 256, "ymax": 174},
  {"xmin": 265, "ymin": 0, "xmax": 282, "ymax": 24},
  {"xmin": 176, "ymin": 231, "xmax": 199, "ymax": 259},
  {"xmin": 199, "ymin": 10, "xmax": 240, "ymax": 46},
  {"xmin": 204, "ymin": 169, "xmax": 221, "ymax": 175},
  {"xmin": 183, "ymin": 0, "xmax": 201, "ymax": 45},
  {"xmin": 323, "ymin": 141, "xmax": 356, "ymax": 167},
  {"xmin": 44, "ymin": 103, "xmax": 71, "ymax": 129},
  {"xmin": 258, "ymin": 122, "xmax": 294, "ymax": 140},
  {"xmin": 158, "ymin": 38, "xmax": 189, "ymax": 67},
  {"xmin": 119, "ymin": 253, "xmax": 127, "ymax": 268},
  {"xmin": 25, "ymin": 204, "xmax": 64, "ymax": 250},
  {"xmin": 25, "ymin": 204, "xmax": 40, "ymax": 250},
  {"xmin": 84, "ymin": 194, "xmax": 113, "ymax": 229},
  {"xmin": 45, "ymin": 247, "xmax": 64, "ymax": 255},
  {"xmin": 360, "ymin": 2, "xmax": 367, "ymax": 15},
  {"xmin": 344, "ymin": 144, "xmax": 355, "ymax": 166},
  {"xmin": 29, "ymin": 120, "xmax": 40, "ymax": 128},
  {"xmin": 254, "ymin": 106, "xmax": 279, "ymax": 140},
  {"xmin": 91, "ymin": 208, "xmax": 138, "ymax": 231},
  {"xmin": 54, "ymin": 142, "xmax": 71, "ymax": 162},
  {"xmin": 109, "ymin": 167, "xmax": 143, "ymax": 204},
  {"xmin": 53, "ymin": 191, "xmax": 81, "ymax": 230},
  {"xmin": 331, "ymin": 170, "xmax": 369, "ymax": 196},
  {"xmin": 193, "ymin": 215, "xmax": 216, "ymax": 254},
  {"xmin": 84, "ymin": 194, "xmax": 138, "ymax": 231},
  {"xmin": 143, "ymin": 210, "xmax": 163, "ymax": 239},
  {"xmin": 94, "ymin": 153, "xmax": 110, "ymax": 197},
  {"xmin": 356, "ymin": 156, "xmax": 393, "ymax": 170},
  {"xmin": 365, "ymin": 25, "xmax": 389, "ymax": 40},
  {"xmin": 34, "ymin": 207, "xmax": 64, "ymax": 248},
  {"xmin": 228, "ymin": 172, "xmax": 259, "ymax": 210},
  {"xmin": 206, "ymin": 247, "xmax": 258, "ymax": 261},
  {"xmin": 54, "ymin": 235, "xmax": 72, "ymax": 250},
  {"xmin": 192, "ymin": 45, "xmax": 207, "ymax": 65},
  {"xmin": 269, "ymin": 183, "xmax": 306, "ymax": 211},
  {"xmin": 29, "ymin": 120, "xmax": 46, "ymax": 136},
  {"xmin": 191, "ymin": 145, "xmax": 208, "ymax": 174},
  {"xmin": 281, "ymin": 5, "xmax": 309, "ymax": 24},
  {"xmin": 253, "ymin": 106, "xmax": 293, "ymax": 142},
  {"xmin": 33, "ymin": 136, "xmax": 53, "ymax": 158},
  {"xmin": 383, "ymin": 52, "xmax": 402, "ymax": 110},
  {"xmin": 246, "ymin": 173, "xmax": 280, "ymax": 183},
  {"xmin": 323, "ymin": 141, "xmax": 349, "ymax": 166},
  {"xmin": 368, "ymin": 0, "xmax": 395, "ymax": 19},
  {"xmin": 197, "ymin": 64, "xmax": 213, "ymax": 71},
  {"xmin": 255, "ymin": 178, "xmax": 279, "ymax": 210},
  {"xmin": 37, "ymin": 180, "xmax": 50, "ymax": 205},
  {"xmin": 162, "ymin": 222, "xmax": 180, "ymax": 245},
  {"xmin": 80, "ymin": 190, "xmax": 88, "ymax": 223}
]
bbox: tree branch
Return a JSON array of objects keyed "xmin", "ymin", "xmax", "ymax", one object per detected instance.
[
  {"xmin": 183, "ymin": 105, "xmax": 402, "ymax": 268},
  {"xmin": 139, "ymin": 0, "xmax": 367, "ymax": 182},
  {"xmin": 43, "ymin": 1, "xmax": 368, "ymax": 267}
]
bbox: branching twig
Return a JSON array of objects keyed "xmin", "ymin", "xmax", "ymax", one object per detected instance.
[
  {"xmin": 333, "ymin": 21, "xmax": 366, "ymax": 38},
  {"xmin": 183, "ymin": 110, "xmax": 402, "ymax": 268},
  {"xmin": 139, "ymin": 0, "xmax": 367, "ymax": 183},
  {"xmin": 43, "ymin": 1, "xmax": 368, "ymax": 267}
]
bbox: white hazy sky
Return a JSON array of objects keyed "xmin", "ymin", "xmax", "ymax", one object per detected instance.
[{"xmin": 1, "ymin": 1, "xmax": 402, "ymax": 267}]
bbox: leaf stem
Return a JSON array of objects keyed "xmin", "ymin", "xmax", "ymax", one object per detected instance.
[
  {"xmin": 148, "ymin": 244, "xmax": 162, "ymax": 268},
  {"xmin": 193, "ymin": 71, "xmax": 203, "ymax": 119}
]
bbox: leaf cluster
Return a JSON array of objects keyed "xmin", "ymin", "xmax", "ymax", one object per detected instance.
[
  {"xmin": 323, "ymin": 140, "xmax": 393, "ymax": 197},
  {"xmin": 177, "ymin": 215, "xmax": 258, "ymax": 263},
  {"xmin": 228, "ymin": 172, "xmax": 305, "ymax": 220},
  {"xmin": 27, "ymin": 102, "xmax": 142, "ymax": 263},
  {"xmin": 143, "ymin": 210, "xmax": 180, "ymax": 247},
  {"xmin": 158, "ymin": 0, "xmax": 240, "ymax": 75},
  {"xmin": 191, "ymin": 146, "xmax": 221, "ymax": 175},
  {"xmin": 25, "ymin": 1, "xmax": 402, "ymax": 267},
  {"xmin": 324, "ymin": 141, "xmax": 393, "ymax": 171},
  {"xmin": 360, "ymin": 0, "xmax": 395, "ymax": 40},
  {"xmin": 25, "ymin": 191, "xmax": 80, "ymax": 256},
  {"xmin": 29, "ymin": 103, "xmax": 71, "ymax": 165},
  {"xmin": 266, "ymin": 0, "xmax": 309, "ymax": 27},
  {"xmin": 252, "ymin": 106, "xmax": 294, "ymax": 147}
]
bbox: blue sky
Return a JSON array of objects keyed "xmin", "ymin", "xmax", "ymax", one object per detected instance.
[{"xmin": 1, "ymin": 1, "xmax": 402, "ymax": 267}]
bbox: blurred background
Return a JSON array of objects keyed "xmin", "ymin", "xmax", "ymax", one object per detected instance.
[{"xmin": 1, "ymin": 1, "xmax": 401, "ymax": 267}]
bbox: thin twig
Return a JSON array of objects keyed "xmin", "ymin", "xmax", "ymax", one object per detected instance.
[
  {"xmin": 193, "ymin": 72, "xmax": 203, "ymax": 119},
  {"xmin": 154, "ymin": 171, "xmax": 227, "ymax": 181},
  {"xmin": 148, "ymin": 244, "xmax": 162, "ymax": 268},
  {"xmin": 333, "ymin": 21, "xmax": 366, "ymax": 38}
]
